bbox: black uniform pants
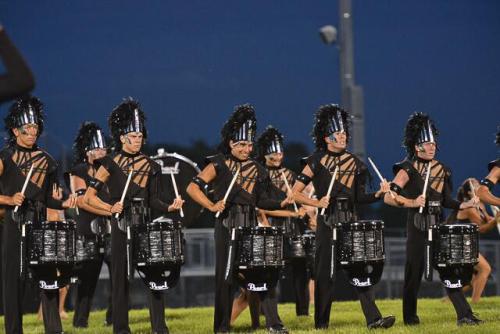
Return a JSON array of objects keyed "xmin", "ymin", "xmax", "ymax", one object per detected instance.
[
  {"xmin": 73, "ymin": 253, "xmax": 113, "ymax": 327},
  {"xmin": 2, "ymin": 213, "xmax": 62, "ymax": 334},
  {"xmin": 111, "ymin": 223, "xmax": 167, "ymax": 334},
  {"xmin": 314, "ymin": 216, "xmax": 382, "ymax": 329},
  {"xmin": 403, "ymin": 220, "xmax": 472, "ymax": 322},
  {"xmin": 290, "ymin": 258, "xmax": 310, "ymax": 316},
  {"xmin": 214, "ymin": 222, "xmax": 282, "ymax": 332}
]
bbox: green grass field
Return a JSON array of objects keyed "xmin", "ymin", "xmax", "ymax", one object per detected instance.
[{"xmin": 1, "ymin": 297, "xmax": 499, "ymax": 333}]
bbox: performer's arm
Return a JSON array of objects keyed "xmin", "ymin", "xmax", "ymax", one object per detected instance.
[
  {"xmin": 383, "ymin": 169, "xmax": 423, "ymax": 208},
  {"xmin": 0, "ymin": 159, "xmax": 25, "ymax": 206},
  {"xmin": 72, "ymin": 175, "xmax": 112, "ymax": 216},
  {"xmin": 292, "ymin": 165, "xmax": 328, "ymax": 208},
  {"xmin": 255, "ymin": 182, "xmax": 288, "ymax": 210},
  {"xmin": 259, "ymin": 208, "xmax": 305, "ymax": 219},
  {"xmin": 148, "ymin": 172, "xmax": 184, "ymax": 213},
  {"xmin": 84, "ymin": 166, "xmax": 122, "ymax": 214},
  {"xmin": 186, "ymin": 163, "xmax": 225, "ymax": 213},
  {"xmin": 441, "ymin": 173, "xmax": 477, "ymax": 210},
  {"xmin": 462, "ymin": 207, "xmax": 498, "ymax": 234},
  {"xmin": 477, "ymin": 166, "xmax": 500, "ymax": 206},
  {"xmin": 0, "ymin": 26, "xmax": 35, "ymax": 103},
  {"xmin": 45, "ymin": 170, "xmax": 76, "ymax": 210},
  {"xmin": 355, "ymin": 168, "xmax": 389, "ymax": 204},
  {"xmin": 258, "ymin": 210, "xmax": 271, "ymax": 227}
]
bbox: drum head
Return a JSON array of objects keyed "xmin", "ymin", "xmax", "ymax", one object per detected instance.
[{"xmin": 152, "ymin": 151, "xmax": 204, "ymax": 227}]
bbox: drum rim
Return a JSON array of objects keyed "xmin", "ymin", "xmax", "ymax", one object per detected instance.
[
  {"xmin": 151, "ymin": 151, "xmax": 201, "ymax": 173},
  {"xmin": 353, "ymin": 220, "xmax": 384, "ymax": 223},
  {"xmin": 439, "ymin": 223, "xmax": 477, "ymax": 229}
]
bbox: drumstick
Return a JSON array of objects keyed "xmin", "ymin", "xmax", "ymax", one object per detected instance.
[
  {"xmin": 215, "ymin": 166, "xmax": 240, "ymax": 218},
  {"xmin": 368, "ymin": 157, "xmax": 396, "ymax": 199},
  {"xmin": 169, "ymin": 171, "xmax": 184, "ymax": 218},
  {"xmin": 320, "ymin": 166, "xmax": 339, "ymax": 216},
  {"xmin": 115, "ymin": 168, "xmax": 133, "ymax": 219},
  {"xmin": 14, "ymin": 164, "xmax": 34, "ymax": 213},
  {"xmin": 281, "ymin": 171, "xmax": 298, "ymax": 212},
  {"xmin": 419, "ymin": 162, "xmax": 431, "ymax": 214},
  {"xmin": 68, "ymin": 173, "xmax": 79, "ymax": 215}
]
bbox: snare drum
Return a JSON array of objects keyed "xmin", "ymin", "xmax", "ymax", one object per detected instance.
[
  {"xmin": 433, "ymin": 223, "xmax": 479, "ymax": 267},
  {"xmin": 133, "ymin": 217, "xmax": 184, "ymax": 267},
  {"xmin": 75, "ymin": 234, "xmax": 100, "ymax": 262},
  {"xmin": 90, "ymin": 217, "xmax": 111, "ymax": 236},
  {"xmin": 289, "ymin": 231, "xmax": 316, "ymax": 259},
  {"xmin": 432, "ymin": 223, "xmax": 479, "ymax": 288},
  {"xmin": 338, "ymin": 220, "xmax": 385, "ymax": 287},
  {"xmin": 339, "ymin": 220, "xmax": 385, "ymax": 264},
  {"xmin": 237, "ymin": 226, "xmax": 284, "ymax": 268},
  {"xmin": 27, "ymin": 220, "xmax": 76, "ymax": 267},
  {"xmin": 235, "ymin": 226, "xmax": 284, "ymax": 291},
  {"xmin": 302, "ymin": 230, "xmax": 316, "ymax": 260}
]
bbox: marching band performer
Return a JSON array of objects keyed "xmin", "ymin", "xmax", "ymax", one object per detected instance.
[
  {"xmin": 0, "ymin": 96, "xmax": 76, "ymax": 334},
  {"xmin": 291, "ymin": 104, "xmax": 395, "ymax": 330},
  {"xmin": 67, "ymin": 121, "xmax": 113, "ymax": 327},
  {"xmin": 187, "ymin": 104, "xmax": 291, "ymax": 334},
  {"xmin": 383, "ymin": 112, "xmax": 480, "ymax": 326},
  {"xmin": 84, "ymin": 98, "xmax": 183, "ymax": 334},
  {"xmin": 256, "ymin": 126, "xmax": 311, "ymax": 316}
]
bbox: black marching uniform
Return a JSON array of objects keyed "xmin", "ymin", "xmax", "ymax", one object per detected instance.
[
  {"xmin": 267, "ymin": 166, "xmax": 312, "ymax": 316},
  {"xmin": 391, "ymin": 157, "xmax": 474, "ymax": 323},
  {"xmin": 68, "ymin": 161, "xmax": 113, "ymax": 327},
  {"xmin": 1, "ymin": 143, "xmax": 65, "ymax": 334},
  {"xmin": 298, "ymin": 149, "xmax": 384, "ymax": 328},
  {"xmin": 90, "ymin": 150, "xmax": 172, "ymax": 334},
  {"xmin": 199, "ymin": 153, "xmax": 285, "ymax": 332}
]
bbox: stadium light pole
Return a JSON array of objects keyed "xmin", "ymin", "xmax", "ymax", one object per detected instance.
[{"xmin": 318, "ymin": 0, "xmax": 366, "ymax": 160}]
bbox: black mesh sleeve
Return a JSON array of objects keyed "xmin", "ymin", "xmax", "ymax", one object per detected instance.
[
  {"xmin": 45, "ymin": 169, "xmax": 63, "ymax": 210},
  {"xmin": 441, "ymin": 169, "xmax": 460, "ymax": 210},
  {"xmin": 148, "ymin": 166, "xmax": 171, "ymax": 213},
  {"xmin": 355, "ymin": 166, "xmax": 379, "ymax": 204}
]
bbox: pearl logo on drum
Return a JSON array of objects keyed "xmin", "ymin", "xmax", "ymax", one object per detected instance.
[{"xmin": 351, "ymin": 278, "xmax": 372, "ymax": 287}]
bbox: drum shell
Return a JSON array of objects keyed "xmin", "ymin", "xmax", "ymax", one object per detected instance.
[
  {"xmin": 339, "ymin": 220, "xmax": 385, "ymax": 264},
  {"xmin": 337, "ymin": 220, "xmax": 385, "ymax": 287},
  {"xmin": 432, "ymin": 223, "xmax": 479, "ymax": 287},
  {"xmin": 75, "ymin": 234, "xmax": 100, "ymax": 262},
  {"xmin": 432, "ymin": 223, "xmax": 479, "ymax": 267},
  {"xmin": 287, "ymin": 231, "xmax": 316, "ymax": 260},
  {"xmin": 27, "ymin": 220, "xmax": 76, "ymax": 267},
  {"xmin": 133, "ymin": 219, "xmax": 185, "ymax": 267},
  {"xmin": 236, "ymin": 226, "xmax": 285, "ymax": 269}
]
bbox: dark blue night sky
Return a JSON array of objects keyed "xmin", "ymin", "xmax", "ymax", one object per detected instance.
[{"xmin": 1, "ymin": 0, "xmax": 499, "ymax": 186}]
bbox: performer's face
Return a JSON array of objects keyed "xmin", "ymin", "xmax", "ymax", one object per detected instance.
[
  {"xmin": 121, "ymin": 132, "xmax": 143, "ymax": 153},
  {"xmin": 230, "ymin": 140, "xmax": 253, "ymax": 161},
  {"xmin": 415, "ymin": 142, "xmax": 436, "ymax": 160},
  {"xmin": 325, "ymin": 131, "xmax": 347, "ymax": 151},
  {"xmin": 265, "ymin": 152, "xmax": 284, "ymax": 168},
  {"xmin": 86, "ymin": 148, "xmax": 107, "ymax": 163},
  {"xmin": 13, "ymin": 124, "xmax": 38, "ymax": 148}
]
